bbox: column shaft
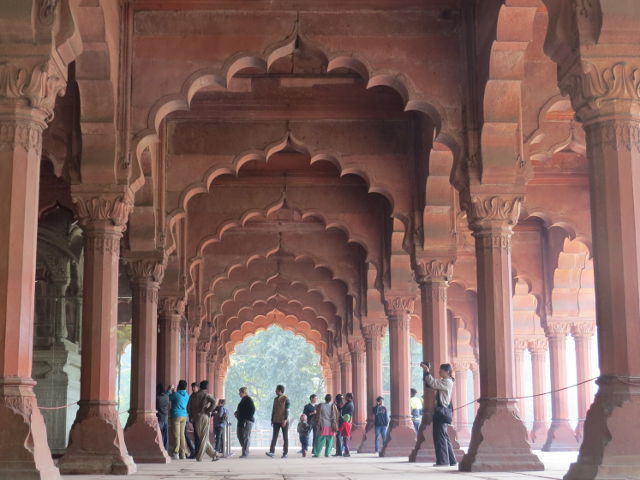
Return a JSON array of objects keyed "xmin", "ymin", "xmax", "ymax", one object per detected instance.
[
  {"xmin": 59, "ymin": 193, "xmax": 136, "ymax": 474},
  {"xmin": 529, "ymin": 343, "xmax": 548, "ymax": 448},
  {"xmin": 123, "ymin": 258, "xmax": 169, "ymax": 463},
  {"xmin": 543, "ymin": 325, "xmax": 579, "ymax": 451},
  {"xmin": 340, "ymin": 353, "xmax": 353, "ymax": 395},
  {"xmin": 572, "ymin": 324, "xmax": 594, "ymax": 441},
  {"xmin": 357, "ymin": 324, "xmax": 386, "ymax": 453},
  {"xmin": 381, "ymin": 296, "xmax": 417, "ymax": 457},
  {"xmin": 349, "ymin": 339, "xmax": 367, "ymax": 448},
  {"xmin": 460, "ymin": 196, "xmax": 542, "ymax": 472}
]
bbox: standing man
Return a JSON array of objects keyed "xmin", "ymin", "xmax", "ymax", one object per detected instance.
[
  {"xmin": 333, "ymin": 394, "xmax": 344, "ymax": 456},
  {"xmin": 186, "ymin": 382, "xmax": 200, "ymax": 458},
  {"xmin": 235, "ymin": 387, "xmax": 255, "ymax": 458},
  {"xmin": 266, "ymin": 384, "xmax": 290, "ymax": 458},
  {"xmin": 186, "ymin": 380, "xmax": 219, "ymax": 461},
  {"xmin": 410, "ymin": 388, "xmax": 423, "ymax": 433},
  {"xmin": 213, "ymin": 399, "xmax": 228, "ymax": 455},
  {"xmin": 373, "ymin": 396, "xmax": 389, "ymax": 455},
  {"xmin": 303, "ymin": 394, "xmax": 319, "ymax": 451},
  {"xmin": 156, "ymin": 384, "xmax": 170, "ymax": 452}
]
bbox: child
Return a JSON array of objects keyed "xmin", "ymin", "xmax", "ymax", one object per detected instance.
[
  {"xmin": 297, "ymin": 413, "xmax": 311, "ymax": 457},
  {"xmin": 339, "ymin": 413, "xmax": 352, "ymax": 457}
]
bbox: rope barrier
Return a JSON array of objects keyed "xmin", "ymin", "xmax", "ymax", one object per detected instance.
[
  {"xmin": 39, "ymin": 402, "xmax": 79, "ymax": 411},
  {"xmin": 452, "ymin": 376, "xmax": 598, "ymax": 412}
]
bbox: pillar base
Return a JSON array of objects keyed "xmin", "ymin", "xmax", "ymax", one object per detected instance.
[
  {"xmin": 542, "ymin": 420, "xmax": 580, "ymax": 451},
  {"xmin": 409, "ymin": 416, "xmax": 464, "ymax": 463},
  {"xmin": 529, "ymin": 421, "xmax": 548, "ymax": 449},
  {"xmin": 350, "ymin": 423, "xmax": 365, "ymax": 451},
  {"xmin": 574, "ymin": 419, "xmax": 585, "ymax": 444},
  {"xmin": 459, "ymin": 398, "xmax": 543, "ymax": 472},
  {"xmin": 124, "ymin": 411, "xmax": 170, "ymax": 464},
  {"xmin": 356, "ymin": 420, "xmax": 377, "ymax": 453},
  {"xmin": 564, "ymin": 376, "xmax": 640, "ymax": 480},
  {"xmin": 59, "ymin": 401, "xmax": 136, "ymax": 475},
  {"xmin": 0, "ymin": 377, "xmax": 60, "ymax": 480},
  {"xmin": 380, "ymin": 416, "xmax": 416, "ymax": 457}
]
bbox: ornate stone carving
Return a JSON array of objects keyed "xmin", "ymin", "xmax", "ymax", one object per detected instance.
[
  {"xmin": 159, "ymin": 296, "xmax": 186, "ymax": 316},
  {"xmin": 362, "ymin": 323, "xmax": 387, "ymax": 340},
  {"xmin": 545, "ymin": 322, "xmax": 571, "ymax": 337},
  {"xmin": 528, "ymin": 338, "xmax": 549, "ymax": 353},
  {"xmin": 571, "ymin": 322, "xmax": 596, "ymax": 337},
  {"xmin": 465, "ymin": 195, "xmax": 522, "ymax": 230},
  {"xmin": 0, "ymin": 120, "xmax": 43, "ymax": 156},
  {"xmin": 452, "ymin": 361, "xmax": 470, "ymax": 372},
  {"xmin": 560, "ymin": 61, "xmax": 640, "ymax": 121},
  {"xmin": 384, "ymin": 295, "xmax": 416, "ymax": 316},
  {"xmin": 197, "ymin": 340, "xmax": 210, "ymax": 353},
  {"xmin": 1, "ymin": 392, "xmax": 36, "ymax": 419},
  {"xmin": 125, "ymin": 257, "xmax": 165, "ymax": 285},
  {"xmin": 84, "ymin": 234, "xmax": 121, "ymax": 256},
  {"xmin": 415, "ymin": 258, "xmax": 454, "ymax": 284},
  {"xmin": 514, "ymin": 337, "xmax": 528, "ymax": 352},
  {"xmin": 348, "ymin": 338, "xmax": 366, "ymax": 355},
  {"xmin": 72, "ymin": 192, "xmax": 134, "ymax": 229},
  {"xmin": 0, "ymin": 60, "xmax": 67, "ymax": 120},
  {"xmin": 39, "ymin": 0, "xmax": 60, "ymax": 26},
  {"xmin": 587, "ymin": 120, "xmax": 640, "ymax": 153},
  {"xmin": 339, "ymin": 351, "xmax": 352, "ymax": 365}
]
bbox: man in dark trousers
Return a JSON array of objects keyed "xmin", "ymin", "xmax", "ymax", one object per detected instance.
[
  {"xmin": 213, "ymin": 399, "xmax": 228, "ymax": 455},
  {"xmin": 235, "ymin": 387, "xmax": 255, "ymax": 458},
  {"xmin": 302, "ymin": 394, "xmax": 319, "ymax": 451},
  {"xmin": 266, "ymin": 384, "xmax": 290, "ymax": 458}
]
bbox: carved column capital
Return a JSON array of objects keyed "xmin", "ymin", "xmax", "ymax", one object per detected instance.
[
  {"xmin": 348, "ymin": 338, "xmax": 366, "ymax": 355},
  {"xmin": 124, "ymin": 253, "xmax": 166, "ymax": 286},
  {"xmin": 559, "ymin": 60, "xmax": 640, "ymax": 123},
  {"xmin": 465, "ymin": 195, "xmax": 523, "ymax": 233},
  {"xmin": 159, "ymin": 295, "xmax": 186, "ymax": 317},
  {"xmin": 197, "ymin": 340, "xmax": 210, "ymax": 353},
  {"xmin": 362, "ymin": 323, "xmax": 387, "ymax": 340},
  {"xmin": 452, "ymin": 360, "xmax": 470, "ymax": 373},
  {"xmin": 0, "ymin": 58, "xmax": 68, "ymax": 122},
  {"xmin": 415, "ymin": 258, "xmax": 454, "ymax": 284},
  {"xmin": 514, "ymin": 337, "xmax": 529, "ymax": 352},
  {"xmin": 545, "ymin": 321, "xmax": 571, "ymax": 337},
  {"xmin": 571, "ymin": 322, "xmax": 596, "ymax": 338},
  {"xmin": 71, "ymin": 187, "xmax": 134, "ymax": 231},
  {"xmin": 383, "ymin": 294, "xmax": 416, "ymax": 318},
  {"xmin": 528, "ymin": 338, "xmax": 549, "ymax": 353}
]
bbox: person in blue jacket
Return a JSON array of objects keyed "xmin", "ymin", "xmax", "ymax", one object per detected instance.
[{"xmin": 169, "ymin": 380, "xmax": 190, "ymax": 459}]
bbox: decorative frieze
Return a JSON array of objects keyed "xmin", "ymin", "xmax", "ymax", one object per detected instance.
[
  {"xmin": 586, "ymin": 120, "xmax": 640, "ymax": 153},
  {"xmin": 0, "ymin": 120, "xmax": 43, "ymax": 156}
]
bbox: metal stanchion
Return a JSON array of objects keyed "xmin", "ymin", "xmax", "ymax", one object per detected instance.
[{"xmin": 225, "ymin": 421, "xmax": 233, "ymax": 457}]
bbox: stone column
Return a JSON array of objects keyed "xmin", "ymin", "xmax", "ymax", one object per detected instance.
[
  {"xmin": 471, "ymin": 363, "xmax": 480, "ymax": 415},
  {"xmin": 381, "ymin": 294, "xmax": 417, "ymax": 457},
  {"xmin": 544, "ymin": 19, "xmax": 640, "ymax": 474},
  {"xmin": 348, "ymin": 338, "xmax": 367, "ymax": 448},
  {"xmin": 186, "ymin": 326, "xmax": 198, "ymax": 382},
  {"xmin": 571, "ymin": 323, "xmax": 595, "ymax": 442},
  {"xmin": 453, "ymin": 363, "xmax": 471, "ymax": 443},
  {"xmin": 459, "ymin": 195, "xmax": 542, "ymax": 471},
  {"xmin": 216, "ymin": 370, "xmax": 226, "ymax": 400},
  {"xmin": 528, "ymin": 339, "xmax": 548, "ymax": 448},
  {"xmin": 543, "ymin": 322, "xmax": 579, "ymax": 451},
  {"xmin": 410, "ymin": 259, "xmax": 463, "ymax": 462},
  {"xmin": 0, "ymin": 59, "xmax": 68, "ymax": 479},
  {"xmin": 180, "ymin": 325, "xmax": 188, "ymax": 380},
  {"xmin": 196, "ymin": 343, "xmax": 208, "ymax": 385},
  {"xmin": 332, "ymin": 359, "xmax": 342, "ymax": 395},
  {"xmin": 514, "ymin": 339, "xmax": 527, "ymax": 422},
  {"xmin": 340, "ymin": 351, "xmax": 353, "ymax": 395},
  {"xmin": 207, "ymin": 355, "xmax": 217, "ymax": 397},
  {"xmin": 158, "ymin": 297, "xmax": 184, "ymax": 387},
  {"xmin": 356, "ymin": 323, "xmax": 386, "ymax": 453},
  {"xmin": 122, "ymin": 255, "xmax": 170, "ymax": 464},
  {"xmin": 59, "ymin": 191, "xmax": 136, "ymax": 475},
  {"xmin": 324, "ymin": 370, "xmax": 334, "ymax": 395}
]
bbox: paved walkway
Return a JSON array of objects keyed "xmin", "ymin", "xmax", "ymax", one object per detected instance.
[{"xmin": 63, "ymin": 450, "xmax": 577, "ymax": 480}]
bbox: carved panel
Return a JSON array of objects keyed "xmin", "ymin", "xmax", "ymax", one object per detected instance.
[{"xmin": 0, "ymin": 120, "xmax": 43, "ymax": 156}]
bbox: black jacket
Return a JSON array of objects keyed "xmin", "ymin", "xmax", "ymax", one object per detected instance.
[
  {"xmin": 156, "ymin": 392, "xmax": 170, "ymax": 421},
  {"xmin": 236, "ymin": 395, "xmax": 256, "ymax": 423}
]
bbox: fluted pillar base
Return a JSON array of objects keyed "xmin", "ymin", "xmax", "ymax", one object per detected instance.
[
  {"xmin": 0, "ymin": 378, "xmax": 60, "ymax": 480},
  {"xmin": 529, "ymin": 421, "xmax": 548, "ymax": 449},
  {"xmin": 409, "ymin": 414, "xmax": 464, "ymax": 462},
  {"xmin": 459, "ymin": 399, "xmax": 543, "ymax": 472},
  {"xmin": 565, "ymin": 376, "xmax": 640, "ymax": 480},
  {"xmin": 380, "ymin": 416, "xmax": 416, "ymax": 457},
  {"xmin": 356, "ymin": 419, "xmax": 377, "ymax": 453},
  {"xmin": 124, "ymin": 411, "xmax": 170, "ymax": 464},
  {"xmin": 59, "ymin": 401, "xmax": 136, "ymax": 475},
  {"xmin": 542, "ymin": 420, "xmax": 580, "ymax": 452}
]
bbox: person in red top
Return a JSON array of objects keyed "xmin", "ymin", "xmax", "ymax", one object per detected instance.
[{"xmin": 339, "ymin": 414, "xmax": 353, "ymax": 457}]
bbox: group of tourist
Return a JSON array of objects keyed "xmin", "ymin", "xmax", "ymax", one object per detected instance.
[
  {"xmin": 154, "ymin": 361, "xmax": 456, "ymax": 467},
  {"xmin": 155, "ymin": 380, "xmax": 228, "ymax": 462}
]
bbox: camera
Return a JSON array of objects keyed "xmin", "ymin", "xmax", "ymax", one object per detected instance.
[{"xmin": 420, "ymin": 361, "xmax": 432, "ymax": 369}]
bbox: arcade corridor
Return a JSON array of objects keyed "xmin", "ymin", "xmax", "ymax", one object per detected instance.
[{"xmin": 1, "ymin": 1, "xmax": 640, "ymax": 480}]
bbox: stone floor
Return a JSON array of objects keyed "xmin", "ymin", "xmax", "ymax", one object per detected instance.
[{"xmin": 63, "ymin": 450, "xmax": 577, "ymax": 480}]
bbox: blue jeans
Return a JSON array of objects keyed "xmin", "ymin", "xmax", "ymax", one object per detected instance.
[{"xmin": 374, "ymin": 425, "xmax": 387, "ymax": 453}]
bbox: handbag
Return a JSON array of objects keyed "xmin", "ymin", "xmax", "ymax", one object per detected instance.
[{"xmin": 433, "ymin": 394, "xmax": 453, "ymax": 424}]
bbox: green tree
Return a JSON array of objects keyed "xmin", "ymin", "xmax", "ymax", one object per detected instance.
[{"xmin": 225, "ymin": 326, "xmax": 324, "ymax": 429}]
